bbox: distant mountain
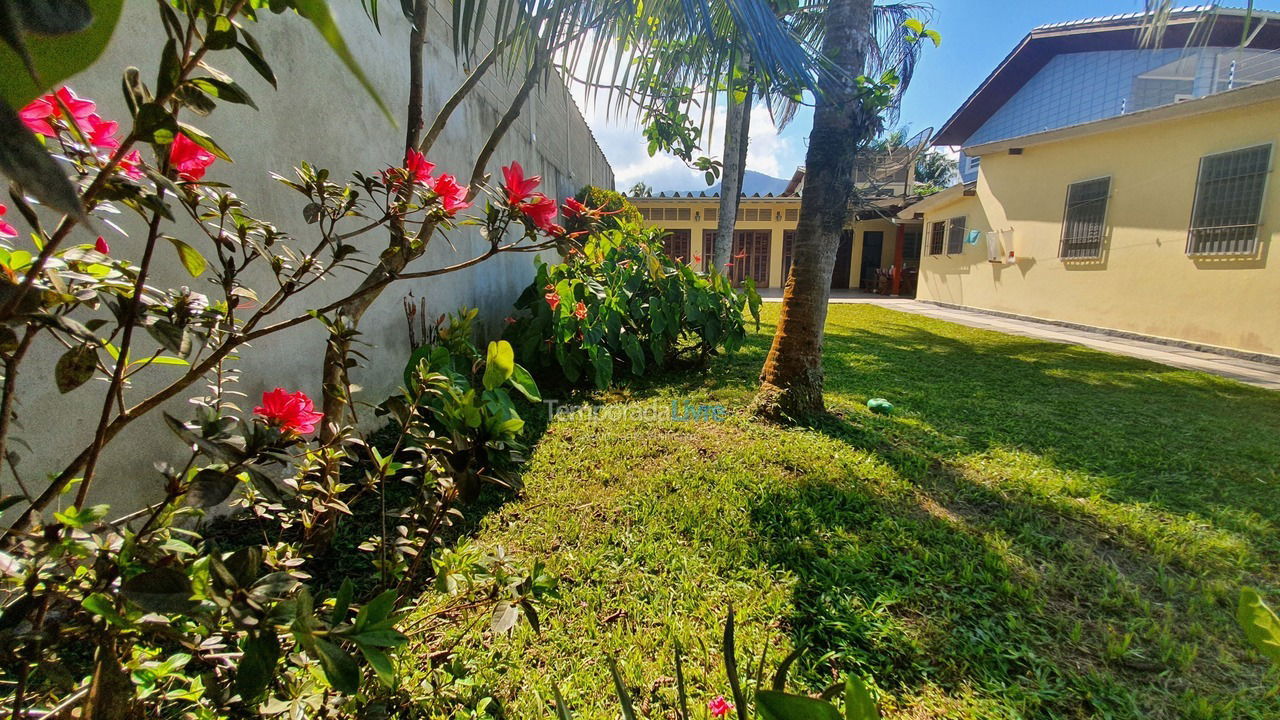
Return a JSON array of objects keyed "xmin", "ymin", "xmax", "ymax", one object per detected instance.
[{"xmin": 659, "ymin": 170, "xmax": 791, "ymax": 197}]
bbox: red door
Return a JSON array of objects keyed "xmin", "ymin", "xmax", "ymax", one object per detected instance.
[
  {"xmin": 703, "ymin": 230, "xmax": 771, "ymax": 287},
  {"xmin": 662, "ymin": 229, "xmax": 691, "ymax": 263}
]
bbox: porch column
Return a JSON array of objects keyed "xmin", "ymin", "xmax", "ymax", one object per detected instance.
[{"xmin": 891, "ymin": 223, "xmax": 905, "ymax": 296}]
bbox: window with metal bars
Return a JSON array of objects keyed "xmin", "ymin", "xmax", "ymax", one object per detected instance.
[
  {"xmin": 1059, "ymin": 177, "xmax": 1111, "ymax": 259},
  {"xmin": 663, "ymin": 229, "xmax": 691, "ymax": 263},
  {"xmin": 928, "ymin": 221, "xmax": 945, "ymax": 255},
  {"xmin": 946, "ymin": 216, "xmax": 967, "ymax": 254},
  {"xmin": 1187, "ymin": 143, "xmax": 1272, "ymax": 255}
]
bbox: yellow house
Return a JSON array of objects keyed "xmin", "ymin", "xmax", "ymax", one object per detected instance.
[
  {"xmin": 904, "ymin": 7, "xmax": 1280, "ymax": 358},
  {"xmin": 631, "ymin": 167, "xmax": 924, "ymax": 293}
]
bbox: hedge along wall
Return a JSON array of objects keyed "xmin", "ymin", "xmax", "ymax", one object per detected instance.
[{"xmin": 14, "ymin": 0, "xmax": 613, "ymax": 513}]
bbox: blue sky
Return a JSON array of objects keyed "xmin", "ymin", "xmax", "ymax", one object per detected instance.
[{"xmin": 588, "ymin": 0, "xmax": 1170, "ymax": 191}]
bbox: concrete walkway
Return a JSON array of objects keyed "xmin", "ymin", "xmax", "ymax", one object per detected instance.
[{"xmin": 759, "ymin": 292, "xmax": 1280, "ymax": 391}]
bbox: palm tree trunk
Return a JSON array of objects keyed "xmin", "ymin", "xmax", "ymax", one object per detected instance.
[
  {"xmin": 752, "ymin": 0, "xmax": 876, "ymax": 420},
  {"xmin": 712, "ymin": 76, "xmax": 753, "ymax": 275}
]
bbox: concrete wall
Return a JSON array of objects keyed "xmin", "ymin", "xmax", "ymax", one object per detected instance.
[
  {"xmin": 10, "ymin": 0, "xmax": 612, "ymax": 512},
  {"xmin": 916, "ymin": 96, "xmax": 1280, "ymax": 356}
]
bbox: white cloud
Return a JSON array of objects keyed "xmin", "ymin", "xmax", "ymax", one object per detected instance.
[{"xmin": 569, "ymin": 65, "xmax": 806, "ymax": 192}]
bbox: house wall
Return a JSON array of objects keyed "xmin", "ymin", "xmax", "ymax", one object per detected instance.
[
  {"xmin": 9, "ymin": 0, "xmax": 612, "ymax": 513},
  {"xmin": 917, "ymin": 96, "xmax": 1280, "ymax": 357},
  {"xmin": 632, "ymin": 199, "xmax": 901, "ymax": 289}
]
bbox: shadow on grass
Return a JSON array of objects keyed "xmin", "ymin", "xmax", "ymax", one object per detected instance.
[{"xmin": 732, "ymin": 308, "xmax": 1280, "ymax": 716}]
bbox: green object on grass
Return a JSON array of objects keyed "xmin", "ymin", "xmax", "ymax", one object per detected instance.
[{"xmin": 867, "ymin": 398, "xmax": 894, "ymax": 415}]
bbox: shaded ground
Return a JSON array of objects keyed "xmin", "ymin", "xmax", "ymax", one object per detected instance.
[{"xmin": 401, "ymin": 304, "xmax": 1280, "ymax": 719}]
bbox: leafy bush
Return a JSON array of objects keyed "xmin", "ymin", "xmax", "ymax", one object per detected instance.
[
  {"xmin": 569, "ymin": 185, "xmax": 642, "ymax": 233},
  {"xmin": 505, "ymin": 228, "xmax": 761, "ymax": 388},
  {"xmin": 383, "ymin": 308, "xmax": 540, "ymax": 504}
]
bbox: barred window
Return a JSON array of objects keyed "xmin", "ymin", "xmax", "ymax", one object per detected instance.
[
  {"xmin": 1059, "ymin": 177, "xmax": 1111, "ymax": 259},
  {"xmin": 946, "ymin": 216, "xmax": 967, "ymax": 255},
  {"xmin": 1188, "ymin": 144, "xmax": 1272, "ymax": 255},
  {"xmin": 784, "ymin": 208, "xmax": 799, "ymax": 222},
  {"xmin": 929, "ymin": 221, "xmax": 945, "ymax": 255},
  {"xmin": 705, "ymin": 207, "xmax": 718, "ymax": 223}
]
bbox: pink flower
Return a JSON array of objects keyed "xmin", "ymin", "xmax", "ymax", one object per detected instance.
[
  {"xmin": 118, "ymin": 149, "xmax": 145, "ymax": 181},
  {"xmin": 52, "ymin": 87, "xmax": 97, "ymax": 122},
  {"xmin": 19, "ymin": 97, "xmax": 55, "ymax": 137},
  {"xmin": 20, "ymin": 87, "xmax": 98, "ymax": 138},
  {"xmin": 254, "ymin": 388, "xmax": 323, "ymax": 435},
  {"xmin": 84, "ymin": 114, "xmax": 120, "ymax": 149},
  {"xmin": 544, "ymin": 291, "xmax": 560, "ymax": 311},
  {"xmin": 708, "ymin": 696, "xmax": 734, "ymax": 718},
  {"xmin": 573, "ymin": 301, "xmax": 587, "ymax": 321},
  {"xmin": 94, "ymin": 236, "xmax": 110, "ymax": 254},
  {"xmin": 502, "ymin": 162, "xmax": 540, "ymax": 206},
  {"xmin": 562, "ymin": 197, "xmax": 589, "ymax": 218},
  {"xmin": 0, "ymin": 204, "xmax": 17, "ymax": 239},
  {"xmin": 518, "ymin": 193, "xmax": 559, "ymax": 231},
  {"xmin": 432, "ymin": 173, "xmax": 470, "ymax": 215},
  {"xmin": 405, "ymin": 149, "xmax": 435, "ymax": 184},
  {"xmin": 169, "ymin": 133, "xmax": 216, "ymax": 182}
]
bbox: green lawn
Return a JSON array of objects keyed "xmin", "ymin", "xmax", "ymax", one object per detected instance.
[{"xmin": 403, "ymin": 303, "xmax": 1280, "ymax": 719}]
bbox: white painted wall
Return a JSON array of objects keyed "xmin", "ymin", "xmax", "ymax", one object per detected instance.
[{"xmin": 8, "ymin": 0, "xmax": 612, "ymax": 513}]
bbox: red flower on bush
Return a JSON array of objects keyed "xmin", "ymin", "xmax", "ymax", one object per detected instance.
[
  {"xmin": 254, "ymin": 388, "xmax": 323, "ymax": 435},
  {"xmin": 707, "ymin": 696, "xmax": 735, "ymax": 718},
  {"xmin": 84, "ymin": 114, "xmax": 120, "ymax": 149},
  {"xmin": 432, "ymin": 173, "xmax": 470, "ymax": 215},
  {"xmin": 94, "ymin": 236, "xmax": 110, "ymax": 254},
  {"xmin": 118, "ymin": 149, "xmax": 146, "ymax": 181},
  {"xmin": 502, "ymin": 161, "xmax": 540, "ymax": 206},
  {"xmin": 544, "ymin": 290, "xmax": 561, "ymax": 311},
  {"xmin": 405, "ymin": 149, "xmax": 435, "ymax": 184},
  {"xmin": 518, "ymin": 193, "xmax": 559, "ymax": 232},
  {"xmin": 170, "ymin": 133, "xmax": 216, "ymax": 182},
  {"xmin": 20, "ymin": 87, "xmax": 96, "ymax": 138},
  {"xmin": 0, "ymin": 204, "xmax": 17, "ymax": 239},
  {"xmin": 573, "ymin": 301, "xmax": 587, "ymax": 320},
  {"xmin": 561, "ymin": 197, "xmax": 589, "ymax": 218}
]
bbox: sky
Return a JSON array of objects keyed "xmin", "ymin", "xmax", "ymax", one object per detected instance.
[{"xmin": 578, "ymin": 0, "xmax": 1173, "ymax": 191}]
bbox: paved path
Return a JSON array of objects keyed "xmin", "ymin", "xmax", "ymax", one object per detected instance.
[{"xmin": 759, "ymin": 292, "xmax": 1280, "ymax": 391}]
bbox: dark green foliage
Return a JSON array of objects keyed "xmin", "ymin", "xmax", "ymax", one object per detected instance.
[{"xmin": 506, "ymin": 228, "xmax": 760, "ymax": 389}]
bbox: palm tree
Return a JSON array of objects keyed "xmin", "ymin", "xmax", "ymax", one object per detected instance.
[{"xmin": 753, "ymin": 1, "xmax": 932, "ymax": 418}]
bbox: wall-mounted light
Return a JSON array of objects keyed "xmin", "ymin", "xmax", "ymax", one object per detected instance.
[
  {"xmin": 776, "ymin": 211, "xmax": 782, "ymax": 222},
  {"xmin": 695, "ymin": 212, "xmax": 700, "ymax": 222}
]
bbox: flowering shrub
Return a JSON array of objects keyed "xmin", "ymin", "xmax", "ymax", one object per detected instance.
[{"xmin": 505, "ymin": 228, "xmax": 762, "ymax": 389}]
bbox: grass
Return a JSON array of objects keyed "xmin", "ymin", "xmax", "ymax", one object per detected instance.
[{"xmin": 402, "ymin": 303, "xmax": 1280, "ymax": 719}]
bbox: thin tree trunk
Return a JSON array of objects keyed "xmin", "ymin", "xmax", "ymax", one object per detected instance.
[
  {"xmin": 753, "ymin": 0, "xmax": 876, "ymax": 420},
  {"xmin": 712, "ymin": 75, "xmax": 753, "ymax": 274}
]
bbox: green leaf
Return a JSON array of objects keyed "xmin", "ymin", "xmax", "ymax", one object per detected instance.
[
  {"xmin": 236, "ymin": 633, "xmax": 280, "ymax": 702},
  {"xmin": 756, "ymin": 691, "xmax": 842, "ymax": 720},
  {"xmin": 0, "ymin": 0, "xmax": 125, "ymax": 108},
  {"xmin": 331, "ymin": 579, "xmax": 354, "ymax": 625},
  {"xmin": 844, "ymin": 675, "xmax": 879, "ymax": 720},
  {"xmin": 552, "ymin": 684, "xmax": 574, "ymax": 720},
  {"xmin": 82, "ymin": 592, "xmax": 128, "ymax": 627},
  {"xmin": 133, "ymin": 101, "xmax": 178, "ymax": 145},
  {"xmin": 1238, "ymin": 587, "xmax": 1280, "ymax": 667},
  {"xmin": 507, "ymin": 363, "xmax": 541, "ymax": 402},
  {"xmin": 490, "ymin": 601, "xmax": 519, "ymax": 634},
  {"xmin": 188, "ymin": 76, "xmax": 257, "ymax": 109},
  {"xmin": 176, "ymin": 122, "xmax": 231, "ymax": 162},
  {"xmin": 290, "ymin": 0, "xmax": 395, "ymax": 126},
  {"xmin": 121, "ymin": 567, "xmax": 197, "ymax": 614},
  {"xmin": 166, "ymin": 236, "xmax": 206, "ymax": 277},
  {"xmin": 355, "ymin": 588, "xmax": 398, "ymax": 631},
  {"xmin": 54, "ymin": 344, "xmax": 97, "ymax": 393},
  {"xmin": 483, "ymin": 340, "xmax": 515, "ymax": 390},
  {"xmin": 359, "ymin": 644, "xmax": 395, "ymax": 687},
  {"xmin": 185, "ymin": 468, "xmax": 238, "ymax": 507},
  {"xmin": 235, "ymin": 35, "xmax": 277, "ymax": 88},
  {"xmin": 606, "ymin": 656, "xmax": 636, "ymax": 720},
  {"xmin": 313, "ymin": 638, "xmax": 360, "ymax": 694},
  {"xmin": 0, "ymin": 97, "xmax": 85, "ymax": 219}
]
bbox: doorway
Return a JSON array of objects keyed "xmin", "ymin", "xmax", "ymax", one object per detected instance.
[{"xmin": 859, "ymin": 231, "xmax": 883, "ymax": 290}]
